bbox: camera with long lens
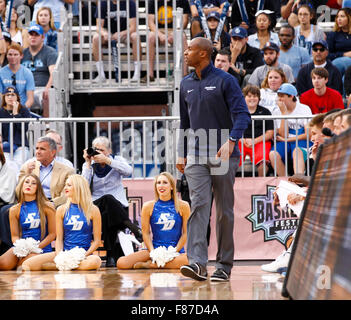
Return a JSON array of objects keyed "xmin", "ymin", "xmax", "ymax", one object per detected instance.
[{"xmin": 86, "ymin": 147, "xmax": 100, "ymax": 157}]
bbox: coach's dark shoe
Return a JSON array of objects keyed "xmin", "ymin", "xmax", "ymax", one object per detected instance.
[
  {"xmin": 210, "ymin": 268, "xmax": 230, "ymax": 282},
  {"xmin": 105, "ymin": 256, "xmax": 116, "ymax": 268},
  {"xmin": 180, "ymin": 263, "xmax": 207, "ymax": 281}
]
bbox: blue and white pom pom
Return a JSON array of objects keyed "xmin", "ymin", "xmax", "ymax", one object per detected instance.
[
  {"xmin": 54, "ymin": 247, "xmax": 86, "ymax": 271},
  {"xmin": 13, "ymin": 237, "xmax": 43, "ymax": 257},
  {"xmin": 149, "ymin": 246, "xmax": 180, "ymax": 268}
]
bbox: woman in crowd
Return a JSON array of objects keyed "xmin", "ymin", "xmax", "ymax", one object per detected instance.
[
  {"xmin": 82, "ymin": 136, "xmax": 142, "ymax": 267},
  {"xmin": 239, "ymin": 85, "xmax": 274, "ymax": 177},
  {"xmin": 327, "ymin": 7, "xmax": 351, "ymax": 78},
  {"xmin": 36, "ymin": 7, "xmax": 58, "ymax": 51},
  {"xmin": 247, "ymin": 11, "xmax": 279, "ymax": 50},
  {"xmin": 0, "ymin": 174, "xmax": 56, "ymax": 270},
  {"xmin": 22, "ymin": 174, "xmax": 102, "ymax": 271},
  {"xmin": 260, "ymin": 68, "xmax": 288, "ymax": 115},
  {"xmin": 8, "ymin": 7, "xmax": 29, "ymax": 48},
  {"xmin": 117, "ymin": 172, "xmax": 190, "ymax": 269},
  {"xmin": 0, "ymin": 86, "xmax": 31, "ymax": 168},
  {"xmin": 294, "ymin": 4, "xmax": 326, "ymax": 56}
]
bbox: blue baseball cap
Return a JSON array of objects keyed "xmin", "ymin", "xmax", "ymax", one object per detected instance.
[
  {"xmin": 262, "ymin": 41, "xmax": 280, "ymax": 52},
  {"xmin": 312, "ymin": 40, "xmax": 329, "ymax": 50},
  {"xmin": 207, "ymin": 11, "xmax": 220, "ymax": 21},
  {"xmin": 28, "ymin": 24, "xmax": 44, "ymax": 35},
  {"xmin": 231, "ymin": 27, "xmax": 248, "ymax": 39},
  {"xmin": 277, "ymin": 83, "xmax": 297, "ymax": 96},
  {"xmin": 3, "ymin": 85, "xmax": 19, "ymax": 95}
]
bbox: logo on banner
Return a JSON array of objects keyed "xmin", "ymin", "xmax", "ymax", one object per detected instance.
[{"xmin": 246, "ymin": 185, "xmax": 299, "ymax": 248}]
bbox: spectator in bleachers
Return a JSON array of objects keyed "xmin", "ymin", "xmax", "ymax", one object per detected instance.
[
  {"xmin": 214, "ymin": 49, "xmax": 241, "ymax": 82},
  {"xmin": 19, "ymin": 136, "xmax": 75, "ymax": 208},
  {"xmin": 269, "ymin": 83, "xmax": 312, "ymax": 176},
  {"xmin": 278, "ymin": 24, "xmax": 311, "ymax": 80},
  {"xmin": 189, "ymin": 0, "xmax": 226, "ymax": 38},
  {"xmin": 339, "ymin": 110, "xmax": 351, "ymax": 132},
  {"xmin": 280, "ymin": 0, "xmax": 326, "ymax": 27},
  {"xmin": 82, "ymin": 136, "xmax": 142, "ymax": 267},
  {"xmin": 296, "ymin": 40, "xmax": 343, "ymax": 95},
  {"xmin": 143, "ymin": 0, "xmax": 190, "ymax": 82},
  {"xmin": 248, "ymin": 41, "xmax": 294, "ymax": 87},
  {"xmin": 323, "ymin": 108, "xmax": 343, "ymax": 131},
  {"xmin": 294, "ymin": 4, "xmax": 326, "ymax": 56},
  {"xmin": 229, "ymin": 26, "xmax": 264, "ymax": 87},
  {"xmin": 0, "ymin": 86, "xmax": 30, "ymax": 168},
  {"xmin": 29, "ymin": 0, "xmax": 75, "ymax": 30},
  {"xmin": 92, "ymin": 0, "xmax": 141, "ymax": 83},
  {"xmin": 36, "ymin": 7, "xmax": 58, "ymax": 51},
  {"xmin": 240, "ymin": 84, "xmax": 274, "ymax": 177},
  {"xmin": 327, "ymin": 7, "xmax": 351, "ymax": 78},
  {"xmin": 21, "ymin": 24, "xmax": 57, "ymax": 117},
  {"xmin": 7, "ymin": 6, "xmax": 29, "ymax": 48},
  {"xmin": 259, "ymin": 68, "xmax": 288, "ymax": 114},
  {"xmin": 230, "ymin": 1, "xmax": 278, "ymax": 36},
  {"xmin": 0, "ymin": 31, "xmax": 11, "ymax": 67},
  {"xmin": 300, "ymin": 67, "xmax": 345, "ymax": 114},
  {"xmin": 194, "ymin": 11, "xmax": 231, "ymax": 61},
  {"xmin": 0, "ymin": 43, "xmax": 35, "ymax": 110},
  {"xmin": 247, "ymin": 10, "xmax": 279, "ymax": 50}
]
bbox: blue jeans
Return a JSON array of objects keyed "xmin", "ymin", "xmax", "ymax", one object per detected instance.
[{"xmin": 332, "ymin": 56, "xmax": 351, "ymax": 78}]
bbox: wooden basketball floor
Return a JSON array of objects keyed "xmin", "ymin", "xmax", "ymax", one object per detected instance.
[{"xmin": 0, "ymin": 261, "xmax": 286, "ymax": 300}]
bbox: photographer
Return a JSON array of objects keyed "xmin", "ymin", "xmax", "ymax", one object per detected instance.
[{"xmin": 82, "ymin": 136, "xmax": 142, "ymax": 267}]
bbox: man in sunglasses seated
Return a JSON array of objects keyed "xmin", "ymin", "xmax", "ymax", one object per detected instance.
[
  {"xmin": 21, "ymin": 25, "xmax": 58, "ymax": 118},
  {"xmin": 0, "ymin": 43, "xmax": 35, "ymax": 110},
  {"xmin": 296, "ymin": 40, "xmax": 343, "ymax": 95}
]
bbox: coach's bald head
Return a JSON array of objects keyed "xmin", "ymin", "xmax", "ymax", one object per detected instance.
[{"xmin": 184, "ymin": 37, "xmax": 213, "ymax": 74}]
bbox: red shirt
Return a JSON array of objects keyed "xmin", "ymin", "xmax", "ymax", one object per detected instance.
[
  {"xmin": 299, "ymin": 87, "xmax": 345, "ymax": 114},
  {"xmin": 326, "ymin": 0, "xmax": 341, "ymax": 9}
]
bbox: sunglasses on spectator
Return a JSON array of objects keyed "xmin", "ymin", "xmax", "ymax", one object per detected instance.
[
  {"xmin": 312, "ymin": 47, "xmax": 326, "ymax": 52},
  {"xmin": 11, "ymin": 73, "xmax": 16, "ymax": 86}
]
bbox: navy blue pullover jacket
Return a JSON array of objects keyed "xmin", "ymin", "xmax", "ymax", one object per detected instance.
[{"xmin": 178, "ymin": 63, "xmax": 251, "ymax": 158}]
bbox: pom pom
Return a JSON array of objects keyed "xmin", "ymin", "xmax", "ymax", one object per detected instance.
[
  {"xmin": 13, "ymin": 237, "xmax": 43, "ymax": 258},
  {"xmin": 149, "ymin": 246, "xmax": 180, "ymax": 267},
  {"xmin": 54, "ymin": 247, "xmax": 86, "ymax": 271}
]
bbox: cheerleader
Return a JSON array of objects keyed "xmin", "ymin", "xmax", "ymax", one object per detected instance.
[
  {"xmin": 117, "ymin": 172, "xmax": 190, "ymax": 269},
  {"xmin": 0, "ymin": 174, "xmax": 55, "ymax": 270},
  {"xmin": 22, "ymin": 174, "xmax": 102, "ymax": 271}
]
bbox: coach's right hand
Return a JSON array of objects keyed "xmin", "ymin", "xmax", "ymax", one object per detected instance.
[{"xmin": 176, "ymin": 157, "xmax": 187, "ymax": 174}]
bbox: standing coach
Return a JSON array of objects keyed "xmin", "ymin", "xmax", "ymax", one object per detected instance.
[{"xmin": 176, "ymin": 37, "xmax": 251, "ymax": 282}]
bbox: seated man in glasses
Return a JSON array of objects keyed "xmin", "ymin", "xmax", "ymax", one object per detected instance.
[
  {"xmin": 21, "ymin": 25, "xmax": 58, "ymax": 117},
  {"xmin": 296, "ymin": 40, "xmax": 343, "ymax": 95},
  {"xmin": 0, "ymin": 43, "xmax": 35, "ymax": 110}
]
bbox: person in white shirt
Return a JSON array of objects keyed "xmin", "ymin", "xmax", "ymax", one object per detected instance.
[
  {"xmin": 269, "ymin": 83, "xmax": 312, "ymax": 176},
  {"xmin": 81, "ymin": 136, "xmax": 142, "ymax": 267}
]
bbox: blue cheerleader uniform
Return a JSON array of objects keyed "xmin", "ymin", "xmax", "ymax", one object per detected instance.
[
  {"xmin": 63, "ymin": 203, "xmax": 93, "ymax": 251},
  {"xmin": 150, "ymin": 199, "xmax": 184, "ymax": 253},
  {"xmin": 19, "ymin": 200, "xmax": 52, "ymax": 252}
]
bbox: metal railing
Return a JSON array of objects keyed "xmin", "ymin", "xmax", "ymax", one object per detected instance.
[
  {"xmin": 1, "ymin": 115, "xmax": 315, "ymax": 178},
  {"xmin": 64, "ymin": 0, "xmax": 185, "ymax": 95}
]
